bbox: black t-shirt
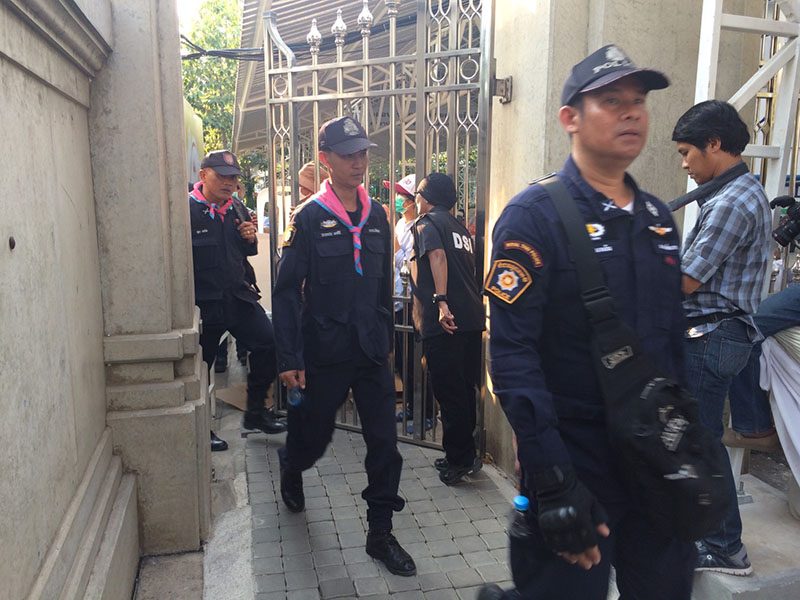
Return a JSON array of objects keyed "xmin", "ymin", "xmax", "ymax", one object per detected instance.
[{"xmin": 411, "ymin": 206, "xmax": 485, "ymax": 338}]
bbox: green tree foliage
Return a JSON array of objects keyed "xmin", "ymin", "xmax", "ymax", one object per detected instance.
[{"xmin": 182, "ymin": 0, "xmax": 240, "ymax": 151}]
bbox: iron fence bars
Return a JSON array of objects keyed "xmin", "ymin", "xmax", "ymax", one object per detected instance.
[{"xmin": 262, "ymin": 0, "xmax": 494, "ymax": 448}]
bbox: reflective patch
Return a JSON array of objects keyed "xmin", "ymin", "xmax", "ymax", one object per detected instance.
[
  {"xmin": 648, "ymin": 225, "xmax": 673, "ymax": 236},
  {"xmin": 586, "ymin": 223, "xmax": 605, "ymax": 240},
  {"xmin": 646, "ymin": 200, "xmax": 659, "ymax": 217},
  {"xmin": 484, "ymin": 259, "xmax": 532, "ymax": 304},
  {"xmin": 657, "ymin": 243, "xmax": 679, "ymax": 252},
  {"xmin": 282, "ymin": 224, "xmax": 296, "ymax": 247},
  {"xmin": 502, "ymin": 240, "xmax": 543, "ymax": 268},
  {"xmin": 320, "ymin": 219, "xmax": 337, "ymax": 229}
]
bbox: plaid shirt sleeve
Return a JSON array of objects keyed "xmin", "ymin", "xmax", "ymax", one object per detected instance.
[{"xmin": 682, "ymin": 200, "xmax": 751, "ymax": 284}]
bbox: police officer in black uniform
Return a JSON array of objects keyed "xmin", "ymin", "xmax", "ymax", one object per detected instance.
[
  {"xmin": 190, "ymin": 150, "xmax": 286, "ymax": 453},
  {"xmin": 272, "ymin": 116, "xmax": 416, "ymax": 577},
  {"xmin": 409, "ymin": 173, "xmax": 485, "ymax": 484},
  {"xmin": 477, "ymin": 46, "xmax": 694, "ymax": 600}
]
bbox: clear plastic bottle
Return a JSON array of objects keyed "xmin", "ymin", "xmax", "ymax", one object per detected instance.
[{"xmin": 287, "ymin": 386, "xmax": 304, "ymax": 408}]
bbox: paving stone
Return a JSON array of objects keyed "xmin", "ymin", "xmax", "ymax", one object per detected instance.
[
  {"xmin": 255, "ymin": 574, "xmax": 285, "ymax": 593},
  {"xmin": 462, "ymin": 550, "xmax": 496, "ymax": 568},
  {"xmin": 329, "ymin": 494, "xmax": 356, "ymax": 507},
  {"xmin": 252, "ymin": 556, "xmax": 283, "ymax": 575},
  {"xmin": 477, "ymin": 562, "xmax": 511, "ymax": 583},
  {"xmin": 319, "ymin": 577, "xmax": 356, "ymax": 599},
  {"xmin": 428, "ymin": 486, "xmax": 456, "ymax": 500},
  {"xmin": 310, "ymin": 533, "xmax": 340, "ymax": 551},
  {"xmin": 285, "ymin": 569, "xmax": 318, "ymax": 591},
  {"xmin": 385, "ymin": 573, "xmax": 422, "ymax": 593},
  {"xmin": 456, "ymin": 586, "xmax": 483, "ymax": 600},
  {"xmin": 280, "ymin": 524, "xmax": 309, "ymax": 540},
  {"xmin": 393, "ymin": 514, "xmax": 417, "ymax": 529},
  {"xmin": 255, "ymin": 593, "xmax": 286, "ymax": 600},
  {"xmin": 424, "ymin": 589, "xmax": 459, "ymax": 600},
  {"xmin": 315, "ymin": 564, "xmax": 348, "ymax": 582},
  {"xmin": 436, "ymin": 554, "xmax": 469, "ymax": 572},
  {"xmin": 448, "ymin": 522, "xmax": 479, "ymax": 538},
  {"xmin": 250, "ymin": 491, "xmax": 277, "ymax": 504},
  {"xmin": 252, "ymin": 502, "xmax": 279, "ymax": 516},
  {"xmin": 354, "ymin": 576, "xmax": 389, "ymax": 596},
  {"xmin": 392, "ymin": 592, "xmax": 424, "ymax": 600},
  {"xmin": 464, "ymin": 506, "xmax": 493, "ymax": 521},
  {"xmin": 473, "ymin": 518, "xmax": 504, "ymax": 534},
  {"xmin": 432, "ymin": 497, "xmax": 461, "ymax": 511},
  {"xmin": 283, "ymin": 553, "xmax": 314, "ymax": 572},
  {"xmin": 313, "ymin": 549, "xmax": 344, "ymax": 567},
  {"xmin": 338, "ymin": 531, "xmax": 365, "ymax": 549},
  {"xmin": 304, "ymin": 496, "xmax": 331, "ymax": 509},
  {"xmin": 287, "ymin": 590, "xmax": 320, "ymax": 600},
  {"xmin": 253, "ymin": 542, "xmax": 282, "ymax": 559},
  {"xmin": 395, "ymin": 527, "xmax": 425, "ymax": 544},
  {"xmin": 342, "ymin": 546, "xmax": 371, "ymax": 564},
  {"xmin": 489, "ymin": 548, "xmax": 507, "ymax": 563},
  {"xmin": 249, "ymin": 480, "xmax": 272, "ymax": 493},
  {"xmin": 421, "ymin": 525, "xmax": 451, "ymax": 542},
  {"xmin": 481, "ymin": 532, "xmax": 508, "ymax": 550},
  {"xmin": 346, "ymin": 560, "xmax": 380, "ymax": 578},
  {"xmin": 335, "ymin": 518, "xmax": 363, "ymax": 533},
  {"xmin": 305, "ymin": 485, "xmax": 326, "ymax": 498},
  {"xmin": 445, "ymin": 568, "xmax": 483, "ymax": 588},
  {"xmin": 427, "ymin": 539, "xmax": 459, "ymax": 557},
  {"xmin": 308, "ymin": 520, "xmax": 336, "ymax": 537},
  {"xmin": 252, "ymin": 527, "xmax": 280, "ymax": 543},
  {"xmin": 413, "ymin": 557, "xmax": 440, "ymax": 575},
  {"xmin": 401, "ymin": 541, "xmax": 430, "ymax": 559},
  {"xmin": 317, "ymin": 463, "xmax": 343, "ymax": 475},
  {"xmin": 418, "ymin": 571, "xmax": 451, "ymax": 591},
  {"xmin": 407, "ymin": 500, "xmax": 437, "ymax": 514},
  {"xmin": 415, "ymin": 512, "xmax": 445, "ymax": 527}
]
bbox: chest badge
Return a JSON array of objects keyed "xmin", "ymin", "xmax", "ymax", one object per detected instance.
[
  {"xmin": 601, "ymin": 199, "xmax": 617, "ymax": 212},
  {"xmin": 645, "ymin": 200, "xmax": 659, "ymax": 217},
  {"xmin": 586, "ymin": 223, "xmax": 605, "ymax": 240},
  {"xmin": 484, "ymin": 259, "xmax": 532, "ymax": 305},
  {"xmin": 320, "ymin": 219, "xmax": 337, "ymax": 229},
  {"xmin": 648, "ymin": 225, "xmax": 673, "ymax": 236}
]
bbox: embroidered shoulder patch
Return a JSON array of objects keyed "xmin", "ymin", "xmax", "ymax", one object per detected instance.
[
  {"xmin": 502, "ymin": 240, "xmax": 544, "ymax": 268},
  {"xmin": 648, "ymin": 225, "xmax": 673, "ymax": 236},
  {"xmin": 282, "ymin": 224, "xmax": 296, "ymax": 247},
  {"xmin": 484, "ymin": 259, "xmax": 532, "ymax": 304},
  {"xmin": 320, "ymin": 219, "xmax": 337, "ymax": 229}
]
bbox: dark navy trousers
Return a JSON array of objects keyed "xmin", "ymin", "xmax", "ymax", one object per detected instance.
[{"xmin": 280, "ymin": 359, "xmax": 404, "ymax": 531}]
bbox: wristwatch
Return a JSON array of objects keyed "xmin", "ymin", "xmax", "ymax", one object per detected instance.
[{"xmin": 432, "ymin": 294, "xmax": 448, "ymax": 304}]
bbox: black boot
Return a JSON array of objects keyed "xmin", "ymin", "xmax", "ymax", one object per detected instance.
[
  {"xmin": 279, "ymin": 451, "xmax": 305, "ymax": 512},
  {"xmin": 243, "ymin": 407, "xmax": 287, "ymax": 434},
  {"xmin": 210, "ymin": 431, "xmax": 228, "ymax": 452},
  {"xmin": 366, "ymin": 530, "xmax": 416, "ymax": 576}
]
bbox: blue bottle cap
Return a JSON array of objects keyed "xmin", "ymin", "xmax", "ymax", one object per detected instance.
[{"xmin": 513, "ymin": 495, "xmax": 529, "ymax": 511}]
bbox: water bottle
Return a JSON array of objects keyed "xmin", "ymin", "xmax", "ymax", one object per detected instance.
[
  {"xmin": 287, "ymin": 386, "xmax": 304, "ymax": 408},
  {"xmin": 507, "ymin": 495, "xmax": 536, "ymax": 592}
]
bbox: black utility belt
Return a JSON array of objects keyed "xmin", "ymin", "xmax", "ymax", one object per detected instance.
[{"xmin": 685, "ymin": 309, "xmax": 745, "ymax": 329}]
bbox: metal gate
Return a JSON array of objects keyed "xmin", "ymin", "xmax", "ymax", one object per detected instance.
[{"xmin": 262, "ymin": 0, "xmax": 502, "ymax": 447}]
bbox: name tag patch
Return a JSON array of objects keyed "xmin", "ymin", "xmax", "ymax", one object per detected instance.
[
  {"xmin": 594, "ymin": 243, "xmax": 614, "ymax": 254},
  {"xmin": 657, "ymin": 243, "xmax": 679, "ymax": 252},
  {"xmin": 503, "ymin": 240, "xmax": 543, "ymax": 268},
  {"xmin": 320, "ymin": 230, "xmax": 343, "ymax": 238},
  {"xmin": 484, "ymin": 259, "xmax": 532, "ymax": 304}
]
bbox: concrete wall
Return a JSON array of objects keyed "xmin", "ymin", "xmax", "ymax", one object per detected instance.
[
  {"xmin": 484, "ymin": 0, "xmax": 765, "ymax": 479},
  {"xmin": 1, "ymin": 0, "xmax": 210, "ymax": 597}
]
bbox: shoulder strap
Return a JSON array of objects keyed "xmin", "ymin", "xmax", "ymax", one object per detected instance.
[{"xmin": 539, "ymin": 176, "xmax": 616, "ymax": 327}]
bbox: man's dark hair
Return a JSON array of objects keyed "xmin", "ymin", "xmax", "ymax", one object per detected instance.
[{"xmin": 671, "ymin": 100, "xmax": 750, "ymax": 155}]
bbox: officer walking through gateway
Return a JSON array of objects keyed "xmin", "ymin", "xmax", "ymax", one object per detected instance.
[
  {"xmin": 478, "ymin": 46, "xmax": 694, "ymax": 600},
  {"xmin": 409, "ymin": 173, "xmax": 485, "ymax": 484},
  {"xmin": 189, "ymin": 150, "xmax": 287, "ymax": 452},
  {"xmin": 272, "ymin": 116, "xmax": 416, "ymax": 577}
]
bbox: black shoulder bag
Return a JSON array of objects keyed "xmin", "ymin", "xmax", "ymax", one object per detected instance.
[{"xmin": 540, "ymin": 176, "xmax": 732, "ymax": 541}]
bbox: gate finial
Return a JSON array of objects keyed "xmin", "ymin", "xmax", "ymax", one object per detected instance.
[
  {"xmin": 358, "ymin": 0, "xmax": 374, "ymax": 36},
  {"xmin": 385, "ymin": 0, "xmax": 399, "ymax": 17},
  {"xmin": 307, "ymin": 18, "xmax": 322, "ymax": 53},
  {"xmin": 332, "ymin": 8, "xmax": 347, "ymax": 46}
]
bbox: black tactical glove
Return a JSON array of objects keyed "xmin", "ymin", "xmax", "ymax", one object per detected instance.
[{"xmin": 533, "ymin": 465, "xmax": 608, "ymax": 555}]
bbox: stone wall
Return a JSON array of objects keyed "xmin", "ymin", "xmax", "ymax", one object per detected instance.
[{"xmin": 0, "ymin": 0, "xmax": 210, "ymax": 597}]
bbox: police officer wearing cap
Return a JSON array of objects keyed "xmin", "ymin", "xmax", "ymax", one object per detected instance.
[
  {"xmin": 409, "ymin": 173, "xmax": 485, "ymax": 484},
  {"xmin": 190, "ymin": 150, "xmax": 286, "ymax": 452},
  {"xmin": 272, "ymin": 116, "xmax": 416, "ymax": 577},
  {"xmin": 477, "ymin": 46, "xmax": 694, "ymax": 600}
]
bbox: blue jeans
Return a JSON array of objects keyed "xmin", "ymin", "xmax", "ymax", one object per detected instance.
[
  {"xmin": 729, "ymin": 285, "xmax": 800, "ymax": 434},
  {"xmin": 685, "ymin": 318, "xmax": 753, "ymax": 555}
]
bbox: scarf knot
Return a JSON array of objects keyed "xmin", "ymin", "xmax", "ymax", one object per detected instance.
[{"xmin": 312, "ymin": 180, "xmax": 372, "ymax": 275}]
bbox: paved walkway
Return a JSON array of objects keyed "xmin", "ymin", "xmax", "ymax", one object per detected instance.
[{"xmin": 245, "ymin": 429, "xmax": 516, "ymax": 600}]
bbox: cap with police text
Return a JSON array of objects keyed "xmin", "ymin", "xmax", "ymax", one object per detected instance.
[
  {"xmin": 200, "ymin": 150, "xmax": 241, "ymax": 176},
  {"xmin": 318, "ymin": 116, "xmax": 377, "ymax": 155},
  {"xmin": 561, "ymin": 44, "xmax": 669, "ymax": 106},
  {"xmin": 382, "ymin": 174, "xmax": 416, "ymax": 198}
]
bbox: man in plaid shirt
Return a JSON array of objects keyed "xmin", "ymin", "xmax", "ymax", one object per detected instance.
[{"xmin": 673, "ymin": 100, "xmax": 771, "ymax": 576}]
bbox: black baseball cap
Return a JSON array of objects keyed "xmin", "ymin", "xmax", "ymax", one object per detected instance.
[
  {"xmin": 318, "ymin": 116, "xmax": 377, "ymax": 155},
  {"xmin": 200, "ymin": 150, "xmax": 241, "ymax": 176},
  {"xmin": 561, "ymin": 44, "xmax": 669, "ymax": 106},
  {"xmin": 417, "ymin": 172, "xmax": 457, "ymax": 210}
]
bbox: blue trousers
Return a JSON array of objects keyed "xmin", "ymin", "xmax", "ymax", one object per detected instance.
[
  {"xmin": 729, "ymin": 284, "xmax": 800, "ymax": 434},
  {"xmin": 684, "ymin": 318, "xmax": 753, "ymax": 555}
]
